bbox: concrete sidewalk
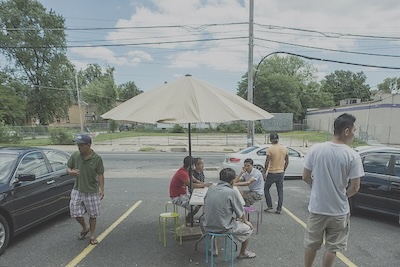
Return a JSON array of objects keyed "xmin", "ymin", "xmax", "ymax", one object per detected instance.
[{"xmin": 46, "ymin": 135, "xmax": 312, "ymax": 154}]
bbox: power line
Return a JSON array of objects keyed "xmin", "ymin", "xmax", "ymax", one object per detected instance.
[
  {"xmin": 255, "ymin": 23, "xmax": 400, "ymax": 41},
  {"xmin": 1, "ymin": 36, "xmax": 247, "ymax": 49},
  {"xmin": 255, "ymin": 37, "xmax": 400, "ymax": 58},
  {"xmin": 3, "ymin": 22, "xmax": 248, "ymax": 31}
]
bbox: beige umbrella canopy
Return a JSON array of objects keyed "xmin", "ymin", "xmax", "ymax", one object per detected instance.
[
  {"xmin": 101, "ymin": 75, "xmax": 273, "ymax": 123},
  {"xmin": 101, "ymin": 74, "xmax": 273, "ymax": 226}
]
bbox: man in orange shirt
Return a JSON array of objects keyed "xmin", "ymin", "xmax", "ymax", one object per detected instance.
[{"xmin": 263, "ymin": 133, "xmax": 289, "ymax": 214}]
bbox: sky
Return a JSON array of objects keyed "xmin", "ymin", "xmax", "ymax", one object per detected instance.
[{"xmin": 38, "ymin": 0, "xmax": 400, "ymax": 95}]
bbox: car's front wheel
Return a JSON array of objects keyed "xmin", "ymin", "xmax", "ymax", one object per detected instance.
[
  {"xmin": 254, "ymin": 165, "xmax": 264, "ymax": 173},
  {"xmin": 0, "ymin": 214, "xmax": 10, "ymax": 256}
]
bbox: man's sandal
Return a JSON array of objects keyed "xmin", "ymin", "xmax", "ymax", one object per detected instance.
[
  {"xmin": 89, "ymin": 238, "xmax": 98, "ymax": 245},
  {"xmin": 78, "ymin": 228, "xmax": 90, "ymax": 240},
  {"xmin": 237, "ymin": 251, "xmax": 256, "ymax": 259}
]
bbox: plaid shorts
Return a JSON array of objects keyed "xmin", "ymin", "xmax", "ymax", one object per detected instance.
[
  {"xmin": 171, "ymin": 194, "xmax": 191, "ymax": 210},
  {"xmin": 69, "ymin": 189, "xmax": 101, "ymax": 218}
]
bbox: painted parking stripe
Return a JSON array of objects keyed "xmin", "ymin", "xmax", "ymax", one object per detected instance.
[
  {"xmin": 65, "ymin": 200, "xmax": 142, "ymax": 267},
  {"xmin": 282, "ymin": 205, "xmax": 357, "ymax": 267}
]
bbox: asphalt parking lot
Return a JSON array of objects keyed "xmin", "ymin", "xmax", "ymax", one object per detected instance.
[{"xmin": 1, "ymin": 170, "xmax": 399, "ymax": 267}]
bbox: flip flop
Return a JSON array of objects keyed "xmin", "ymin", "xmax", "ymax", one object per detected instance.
[
  {"xmin": 237, "ymin": 251, "xmax": 256, "ymax": 259},
  {"xmin": 78, "ymin": 228, "xmax": 90, "ymax": 240},
  {"xmin": 89, "ymin": 238, "xmax": 99, "ymax": 245}
]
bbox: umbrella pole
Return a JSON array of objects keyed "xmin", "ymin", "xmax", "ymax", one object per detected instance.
[{"xmin": 188, "ymin": 123, "xmax": 194, "ymax": 227}]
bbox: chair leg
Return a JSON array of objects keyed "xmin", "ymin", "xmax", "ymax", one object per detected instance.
[
  {"xmin": 158, "ymin": 216, "xmax": 161, "ymax": 242},
  {"xmin": 210, "ymin": 235, "xmax": 215, "ymax": 267},
  {"xmin": 163, "ymin": 218, "xmax": 167, "ymax": 247},
  {"xmin": 205, "ymin": 234, "xmax": 209, "ymax": 263}
]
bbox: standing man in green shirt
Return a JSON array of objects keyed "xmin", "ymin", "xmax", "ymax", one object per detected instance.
[{"xmin": 67, "ymin": 134, "xmax": 105, "ymax": 245}]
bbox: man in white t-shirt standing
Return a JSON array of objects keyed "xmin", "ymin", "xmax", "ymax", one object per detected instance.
[
  {"xmin": 233, "ymin": 158, "xmax": 265, "ymax": 207},
  {"xmin": 302, "ymin": 113, "xmax": 364, "ymax": 267}
]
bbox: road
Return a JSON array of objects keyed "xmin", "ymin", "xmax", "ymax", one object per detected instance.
[{"xmin": 1, "ymin": 152, "xmax": 399, "ymax": 267}]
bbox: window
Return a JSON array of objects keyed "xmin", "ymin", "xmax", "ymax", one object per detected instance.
[
  {"xmin": 44, "ymin": 150, "xmax": 69, "ymax": 172},
  {"xmin": 256, "ymin": 148, "xmax": 267, "ymax": 156},
  {"xmin": 363, "ymin": 154, "xmax": 391, "ymax": 175},
  {"xmin": 394, "ymin": 156, "xmax": 400, "ymax": 177},
  {"xmin": 288, "ymin": 148, "xmax": 300, "ymax": 157},
  {"xmin": 16, "ymin": 152, "xmax": 49, "ymax": 178}
]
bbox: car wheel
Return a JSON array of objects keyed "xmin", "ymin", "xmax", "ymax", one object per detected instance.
[
  {"xmin": 254, "ymin": 165, "xmax": 264, "ymax": 173},
  {"xmin": 0, "ymin": 214, "xmax": 10, "ymax": 256}
]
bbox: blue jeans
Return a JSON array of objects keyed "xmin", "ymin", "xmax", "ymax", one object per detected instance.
[{"xmin": 264, "ymin": 172, "xmax": 284, "ymax": 211}]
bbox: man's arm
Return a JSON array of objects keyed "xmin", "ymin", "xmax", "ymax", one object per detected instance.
[
  {"xmin": 238, "ymin": 213, "xmax": 253, "ymax": 229},
  {"xmin": 284, "ymin": 153, "xmax": 289, "ymax": 171},
  {"xmin": 302, "ymin": 168, "xmax": 312, "ymax": 186},
  {"xmin": 346, "ymin": 178, "xmax": 360, "ymax": 198},
  {"xmin": 233, "ymin": 168, "xmax": 244, "ymax": 184},
  {"xmin": 98, "ymin": 173, "xmax": 105, "ymax": 200},
  {"xmin": 233, "ymin": 178, "xmax": 255, "ymax": 187},
  {"xmin": 263, "ymin": 155, "xmax": 270, "ymax": 176},
  {"xmin": 183, "ymin": 179, "xmax": 211, "ymax": 188}
]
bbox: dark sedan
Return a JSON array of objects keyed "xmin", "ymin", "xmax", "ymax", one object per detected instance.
[
  {"xmin": 0, "ymin": 147, "xmax": 74, "ymax": 255},
  {"xmin": 350, "ymin": 146, "xmax": 400, "ymax": 223}
]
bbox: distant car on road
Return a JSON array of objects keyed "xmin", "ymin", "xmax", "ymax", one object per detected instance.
[
  {"xmin": 0, "ymin": 147, "xmax": 74, "ymax": 255},
  {"xmin": 119, "ymin": 124, "xmax": 134, "ymax": 131},
  {"xmin": 350, "ymin": 145, "xmax": 400, "ymax": 222},
  {"xmin": 223, "ymin": 144, "xmax": 305, "ymax": 179}
]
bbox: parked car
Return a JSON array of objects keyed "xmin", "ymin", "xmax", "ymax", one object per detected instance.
[
  {"xmin": 350, "ymin": 145, "xmax": 400, "ymax": 222},
  {"xmin": 223, "ymin": 144, "xmax": 305, "ymax": 178},
  {"xmin": 0, "ymin": 147, "xmax": 75, "ymax": 255},
  {"xmin": 119, "ymin": 124, "xmax": 134, "ymax": 131}
]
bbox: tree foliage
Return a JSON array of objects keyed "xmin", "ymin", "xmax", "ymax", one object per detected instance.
[
  {"xmin": 238, "ymin": 55, "xmax": 332, "ymax": 121},
  {"xmin": 117, "ymin": 81, "xmax": 143, "ymax": 101},
  {"xmin": 377, "ymin": 77, "xmax": 400, "ymax": 93},
  {"xmin": 79, "ymin": 65, "xmax": 118, "ymax": 115},
  {"xmin": 321, "ymin": 70, "xmax": 371, "ymax": 105},
  {"xmin": 0, "ymin": 71, "xmax": 26, "ymax": 124},
  {"xmin": 0, "ymin": 0, "xmax": 74, "ymax": 124}
]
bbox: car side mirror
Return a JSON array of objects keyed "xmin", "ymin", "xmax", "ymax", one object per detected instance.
[{"xmin": 17, "ymin": 174, "xmax": 36, "ymax": 182}]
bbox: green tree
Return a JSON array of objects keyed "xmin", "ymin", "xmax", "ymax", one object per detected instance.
[
  {"xmin": 80, "ymin": 67, "xmax": 118, "ymax": 116},
  {"xmin": 117, "ymin": 81, "xmax": 143, "ymax": 101},
  {"xmin": 299, "ymin": 81, "xmax": 335, "ymax": 119},
  {"xmin": 0, "ymin": 0, "xmax": 74, "ymax": 124},
  {"xmin": 0, "ymin": 72, "xmax": 27, "ymax": 125},
  {"xmin": 377, "ymin": 77, "xmax": 400, "ymax": 93},
  {"xmin": 238, "ymin": 55, "xmax": 321, "ymax": 121},
  {"xmin": 321, "ymin": 70, "xmax": 371, "ymax": 105}
]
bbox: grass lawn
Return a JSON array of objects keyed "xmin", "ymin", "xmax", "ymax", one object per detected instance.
[{"xmin": 0, "ymin": 130, "xmax": 366, "ymax": 147}]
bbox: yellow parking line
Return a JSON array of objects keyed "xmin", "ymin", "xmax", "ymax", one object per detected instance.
[
  {"xmin": 281, "ymin": 205, "xmax": 358, "ymax": 267},
  {"xmin": 65, "ymin": 200, "xmax": 143, "ymax": 267}
]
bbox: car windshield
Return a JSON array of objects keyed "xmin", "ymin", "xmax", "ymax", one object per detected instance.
[
  {"xmin": 0, "ymin": 154, "xmax": 18, "ymax": 183},
  {"xmin": 238, "ymin": 146, "xmax": 259, "ymax": 154}
]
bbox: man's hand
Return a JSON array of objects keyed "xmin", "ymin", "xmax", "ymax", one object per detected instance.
[
  {"xmin": 69, "ymin": 168, "xmax": 80, "ymax": 177},
  {"xmin": 99, "ymin": 190, "xmax": 104, "ymax": 200},
  {"xmin": 244, "ymin": 220, "xmax": 253, "ymax": 230}
]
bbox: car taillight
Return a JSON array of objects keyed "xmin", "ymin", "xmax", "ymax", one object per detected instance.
[{"xmin": 229, "ymin": 158, "xmax": 241, "ymax": 163}]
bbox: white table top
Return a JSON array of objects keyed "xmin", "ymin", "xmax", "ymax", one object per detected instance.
[{"xmin": 189, "ymin": 185, "xmax": 245, "ymax": 206}]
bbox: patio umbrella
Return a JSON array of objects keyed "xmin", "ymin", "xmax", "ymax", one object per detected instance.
[{"xmin": 101, "ymin": 75, "xmax": 273, "ymax": 224}]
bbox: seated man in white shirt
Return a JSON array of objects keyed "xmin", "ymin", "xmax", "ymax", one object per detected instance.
[{"xmin": 233, "ymin": 158, "xmax": 265, "ymax": 207}]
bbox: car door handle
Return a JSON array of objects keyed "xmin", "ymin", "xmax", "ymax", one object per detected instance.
[
  {"xmin": 391, "ymin": 182, "xmax": 400, "ymax": 187},
  {"xmin": 46, "ymin": 180, "xmax": 55, "ymax": 185}
]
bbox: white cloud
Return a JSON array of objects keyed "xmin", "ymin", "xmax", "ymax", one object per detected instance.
[{"xmin": 70, "ymin": 47, "xmax": 153, "ymax": 66}]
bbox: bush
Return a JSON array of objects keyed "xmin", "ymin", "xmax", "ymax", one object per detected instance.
[
  {"xmin": 216, "ymin": 122, "xmax": 246, "ymax": 133},
  {"xmin": 49, "ymin": 128, "xmax": 75, "ymax": 145},
  {"xmin": 0, "ymin": 124, "xmax": 22, "ymax": 144},
  {"xmin": 171, "ymin": 124, "xmax": 184, "ymax": 133},
  {"xmin": 109, "ymin": 120, "xmax": 118, "ymax": 133}
]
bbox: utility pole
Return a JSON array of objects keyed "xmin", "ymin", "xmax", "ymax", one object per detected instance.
[
  {"xmin": 246, "ymin": 0, "xmax": 255, "ymax": 147},
  {"xmin": 75, "ymin": 71, "xmax": 84, "ymax": 133}
]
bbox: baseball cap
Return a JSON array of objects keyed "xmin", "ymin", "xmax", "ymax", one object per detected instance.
[
  {"xmin": 270, "ymin": 133, "xmax": 279, "ymax": 141},
  {"xmin": 76, "ymin": 134, "xmax": 92, "ymax": 144}
]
